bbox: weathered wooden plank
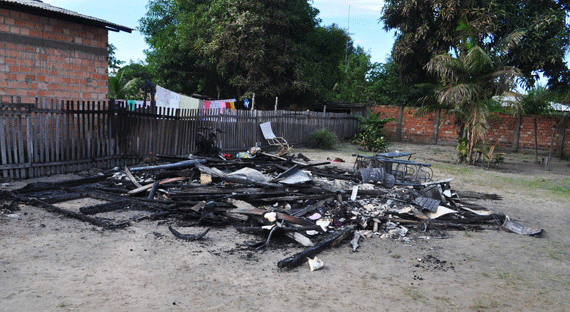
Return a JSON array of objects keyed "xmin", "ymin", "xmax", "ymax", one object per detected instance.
[
  {"xmin": 0, "ymin": 113, "xmax": 8, "ymax": 178},
  {"xmin": 46, "ymin": 99, "xmax": 54, "ymax": 175},
  {"xmin": 26, "ymin": 102, "xmax": 33, "ymax": 177},
  {"xmin": 16, "ymin": 108, "xmax": 25, "ymax": 178}
]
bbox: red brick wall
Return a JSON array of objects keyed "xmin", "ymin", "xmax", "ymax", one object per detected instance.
[
  {"xmin": 0, "ymin": 8, "xmax": 108, "ymax": 103},
  {"xmin": 372, "ymin": 105, "xmax": 398, "ymax": 135},
  {"xmin": 372, "ymin": 106, "xmax": 570, "ymax": 154}
]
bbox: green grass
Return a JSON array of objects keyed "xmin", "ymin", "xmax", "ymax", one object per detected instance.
[
  {"xmin": 470, "ymin": 294, "xmax": 501, "ymax": 310},
  {"xmin": 491, "ymin": 177, "xmax": 570, "ymax": 200},
  {"xmin": 402, "ymin": 286, "xmax": 424, "ymax": 301},
  {"xmin": 432, "ymin": 161, "xmax": 570, "ymax": 201}
]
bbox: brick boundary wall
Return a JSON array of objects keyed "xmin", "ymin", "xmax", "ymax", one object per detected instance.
[
  {"xmin": 372, "ymin": 105, "xmax": 570, "ymax": 155},
  {"xmin": 0, "ymin": 8, "xmax": 108, "ymax": 103}
]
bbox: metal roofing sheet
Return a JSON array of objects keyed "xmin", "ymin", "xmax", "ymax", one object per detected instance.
[{"xmin": 0, "ymin": 0, "xmax": 132, "ymax": 32}]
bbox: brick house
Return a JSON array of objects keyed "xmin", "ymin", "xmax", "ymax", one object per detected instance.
[{"xmin": 0, "ymin": 0, "xmax": 131, "ymax": 103}]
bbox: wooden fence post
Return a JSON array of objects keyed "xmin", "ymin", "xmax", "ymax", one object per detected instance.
[
  {"xmin": 556, "ymin": 112, "xmax": 568, "ymax": 157},
  {"xmin": 512, "ymin": 113, "xmax": 521, "ymax": 152},
  {"xmin": 432, "ymin": 109, "xmax": 440, "ymax": 144},
  {"xmin": 395, "ymin": 104, "xmax": 404, "ymax": 141}
]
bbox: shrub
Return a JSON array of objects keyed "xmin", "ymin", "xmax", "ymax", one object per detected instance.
[
  {"xmin": 306, "ymin": 128, "xmax": 340, "ymax": 149},
  {"xmin": 351, "ymin": 109, "xmax": 394, "ymax": 152}
]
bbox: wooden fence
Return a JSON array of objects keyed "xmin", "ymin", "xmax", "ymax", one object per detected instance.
[{"xmin": 0, "ymin": 99, "xmax": 359, "ymax": 179}]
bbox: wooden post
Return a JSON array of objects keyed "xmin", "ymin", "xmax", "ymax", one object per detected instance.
[
  {"xmin": 432, "ymin": 109, "xmax": 440, "ymax": 144},
  {"xmin": 512, "ymin": 113, "xmax": 521, "ymax": 152},
  {"xmin": 545, "ymin": 125, "xmax": 557, "ymax": 170},
  {"xmin": 556, "ymin": 112, "xmax": 569, "ymax": 157},
  {"xmin": 251, "ymin": 93, "xmax": 255, "ymax": 111},
  {"xmin": 395, "ymin": 104, "xmax": 404, "ymax": 141},
  {"xmin": 274, "ymin": 97, "xmax": 278, "ymax": 111}
]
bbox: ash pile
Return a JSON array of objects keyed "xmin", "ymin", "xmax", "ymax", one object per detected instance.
[{"xmin": 0, "ymin": 151, "xmax": 542, "ymax": 269}]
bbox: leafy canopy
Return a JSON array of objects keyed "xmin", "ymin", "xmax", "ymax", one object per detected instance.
[
  {"xmin": 139, "ymin": 0, "xmax": 351, "ymax": 107},
  {"xmin": 381, "ymin": 0, "xmax": 570, "ymax": 92}
]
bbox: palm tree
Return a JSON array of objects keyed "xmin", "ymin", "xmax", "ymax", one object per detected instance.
[
  {"xmin": 108, "ymin": 69, "xmax": 144, "ymax": 100},
  {"xmin": 424, "ymin": 26, "xmax": 523, "ymax": 163}
]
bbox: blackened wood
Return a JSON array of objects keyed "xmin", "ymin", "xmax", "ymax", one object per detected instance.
[
  {"xmin": 29, "ymin": 198, "xmax": 121, "ymax": 228},
  {"xmin": 124, "ymin": 166, "xmax": 142, "ymax": 188},
  {"xmin": 168, "ymin": 226, "xmax": 209, "ymax": 241},
  {"xmin": 235, "ymin": 225, "xmax": 322, "ymax": 234},
  {"xmin": 229, "ymin": 208, "xmax": 315, "ymax": 226},
  {"xmin": 150, "ymin": 211, "xmax": 172, "ymax": 220},
  {"xmin": 235, "ymin": 194, "xmax": 328, "ymax": 203},
  {"xmin": 277, "ymin": 226, "xmax": 355, "ymax": 269},
  {"xmin": 291, "ymin": 197, "xmax": 332, "ymax": 217},
  {"xmin": 79, "ymin": 199, "xmax": 133, "ymax": 215},
  {"xmin": 311, "ymin": 171, "xmax": 360, "ymax": 182},
  {"xmin": 148, "ymin": 181, "xmax": 160, "ymax": 199},
  {"xmin": 43, "ymin": 192, "xmax": 87, "ymax": 204},
  {"xmin": 453, "ymin": 191, "xmax": 502, "ymax": 200}
]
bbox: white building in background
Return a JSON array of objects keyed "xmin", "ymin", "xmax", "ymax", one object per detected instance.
[{"xmin": 492, "ymin": 91, "xmax": 570, "ymax": 112}]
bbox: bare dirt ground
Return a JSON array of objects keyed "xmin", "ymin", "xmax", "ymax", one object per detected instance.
[{"xmin": 1, "ymin": 142, "xmax": 569, "ymax": 312}]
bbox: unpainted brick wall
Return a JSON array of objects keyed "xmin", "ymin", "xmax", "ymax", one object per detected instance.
[
  {"xmin": 372, "ymin": 106, "xmax": 570, "ymax": 154},
  {"xmin": 0, "ymin": 8, "xmax": 108, "ymax": 103}
]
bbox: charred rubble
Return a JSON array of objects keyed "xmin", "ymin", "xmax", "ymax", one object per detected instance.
[{"xmin": 0, "ymin": 152, "xmax": 542, "ymax": 269}]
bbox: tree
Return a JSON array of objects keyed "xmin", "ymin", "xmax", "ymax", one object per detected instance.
[
  {"xmin": 139, "ymin": 0, "xmax": 351, "ymax": 107},
  {"xmin": 139, "ymin": 0, "xmax": 229, "ymax": 97},
  {"xmin": 381, "ymin": 0, "xmax": 570, "ymax": 91},
  {"xmin": 107, "ymin": 43, "xmax": 125, "ymax": 75},
  {"xmin": 331, "ymin": 46, "xmax": 375, "ymax": 103},
  {"xmin": 424, "ymin": 26, "xmax": 522, "ymax": 163},
  {"xmin": 367, "ymin": 57, "xmax": 429, "ymax": 106},
  {"xmin": 108, "ymin": 62, "xmax": 154, "ymax": 100},
  {"xmin": 180, "ymin": 0, "xmax": 320, "ymax": 100}
]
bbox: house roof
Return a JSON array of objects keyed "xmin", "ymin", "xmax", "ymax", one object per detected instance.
[{"xmin": 0, "ymin": 0, "xmax": 132, "ymax": 33}]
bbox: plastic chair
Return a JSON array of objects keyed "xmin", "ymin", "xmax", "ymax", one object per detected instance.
[{"xmin": 259, "ymin": 121, "xmax": 291, "ymax": 155}]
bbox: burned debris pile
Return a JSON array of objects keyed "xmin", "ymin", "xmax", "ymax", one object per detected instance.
[{"xmin": 0, "ymin": 151, "xmax": 542, "ymax": 269}]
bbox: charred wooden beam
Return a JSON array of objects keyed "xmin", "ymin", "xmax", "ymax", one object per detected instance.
[
  {"xmin": 235, "ymin": 225, "xmax": 323, "ymax": 235},
  {"xmin": 42, "ymin": 192, "xmax": 87, "ymax": 204},
  {"xmin": 277, "ymin": 226, "xmax": 355, "ymax": 269},
  {"xmin": 454, "ymin": 190, "xmax": 502, "ymax": 200},
  {"xmin": 129, "ymin": 159, "xmax": 206, "ymax": 172},
  {"xmin": 79, "ymin": 199, "xmax": 133, "ymax": 215},
  {"xmin": 237, "ymin": 194, "xmax": 329, "ymax": 203},
  {"xmin": 311, "ymin": 171, "xmax": 360, "ymax": 182},
  {"xmin": 291, "ymin": 197, "xmax": 333, "ymax": 217},
  {"xmin": 229, "ymin": 208, "xmax": 315, "ymax": 226},
  {"xmin": 29, "ymin": 198, "xmax": 124, "ymax": 229}
]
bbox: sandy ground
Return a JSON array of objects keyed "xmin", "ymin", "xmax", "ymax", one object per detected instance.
[{"xmin": 1, "ymin": 142, "xmax": 569, "ymax": 312}]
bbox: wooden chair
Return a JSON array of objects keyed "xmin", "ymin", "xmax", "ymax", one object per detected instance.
[{"xmin": 260, "ymin": 121, "xmax": 291, "ymax": 155}]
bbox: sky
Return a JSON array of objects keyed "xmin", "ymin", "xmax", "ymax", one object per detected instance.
[{"xmin": 45, "ymin": 0, "xmax": 394, "ymax": 65}]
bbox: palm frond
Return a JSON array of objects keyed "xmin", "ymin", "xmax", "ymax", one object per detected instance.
[
  {"xmin": 425, "ymin": 54, "xmax": 462, "ymax": 83},
  {"xmin": 436, "ymin": 83, "xmax": 480, "ymax": 107},
  {"xmin": 464, "ymin": 46, "xmax": 492, "ymax": 73}
]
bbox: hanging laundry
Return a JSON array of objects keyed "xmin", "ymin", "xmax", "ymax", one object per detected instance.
[
  {"xmin": 169, "ymin": 91, "xmax": 181, "ymax": 109},
  {"xmin": 156, "ymin": 85, "xmax": 170, "ymax": 107},
  {"xmin": 127, "ymin": 100, "xmax": 137, "ymax": 111}
]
